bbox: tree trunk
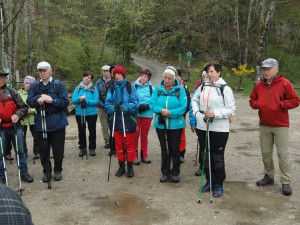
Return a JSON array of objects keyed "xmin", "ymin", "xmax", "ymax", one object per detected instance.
[
  {"xmin": 244, "ymin": 0, "xmax": 255, "ymax": 65},
  {"xmin": 24, "ymin": 0, "xmax": 32, "ymax": 76},
  {"xmin": 235, "ymin": 0, "xmax": 241, "ymax": 66},
  {"xmin": 255, "ymin": 0, "xmax": 275, "ymax": 83}
]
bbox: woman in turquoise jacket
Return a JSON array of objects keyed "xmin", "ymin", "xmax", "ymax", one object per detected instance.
[
  {"xmin": 150, "ymin": 66, "xmax": 187, "ymax": 183},
  {"xmin": 72, "ymin": 71, "xmax": 99, "ymax": 157},
  {"xmin": 133, "ymin": 69, "xmax": 154, "ymax": 165}
]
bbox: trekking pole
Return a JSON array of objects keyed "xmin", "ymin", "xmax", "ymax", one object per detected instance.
[
  {"xmin": 0, "ymin": 128, "xmax": 8, "ymax": 186},
  {"xmin": 107, "ymin": 112, "xmax": 116, "ymax": 182},
  {"xmin": 41, "ymin": 104, "xmax": 51, "ymax": 189},
  {"xmin": 83, "ymin": 107, "xmax": 88, "ymax": 160},
  {"xmin": 197, "ymin": 127, "xmax": 208, "ymax": 203},
  {"xmin": 207, "ymin": 122, "xmax": 213, "ymax": 203},
  {"xmin": 13, "ymin": 124, "xmax": 23, "ymax": 196},
  {"xmin": 121, "ymin": 112, "xmax": 128, "ymax": 168}
]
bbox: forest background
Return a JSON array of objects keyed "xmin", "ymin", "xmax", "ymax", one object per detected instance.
[{"xmin": 1, "ymin": 0, "xmax": 299, "ymax": 93}]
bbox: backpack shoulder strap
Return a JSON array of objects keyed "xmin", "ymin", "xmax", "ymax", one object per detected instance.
[
  {"xmin": 126, "ymin": 81, "xmax": 132, "ymax": 94},
  {"xmin": 220, "ymin": 84, "xmax": 227, "ymax": 106},
  {"xmin": 135, "ymin": 84, "xmax": 138, "ymax": 90},
  {"xmin": 149, "ymin": 85, "xmax": 153, "ymax": 95},
  {"xmin": 175, "ymin": 88, "xmax": 180, "ymax": 99}
]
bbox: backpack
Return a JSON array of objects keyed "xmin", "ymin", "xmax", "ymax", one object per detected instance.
[
  {"xmin": 200, "ymin": 84, "xmax": 227, "ymax": 105},
  {"xmin": 135, "ymin": 84, "xmax": 153, "ymax": 95},
  {"xmin": 0, "ymin": 87, "xmax": 18, "ymax": 127},
  {"xmin": 110, "ymin": 81, "xmax": 132, "ymax": 95}
]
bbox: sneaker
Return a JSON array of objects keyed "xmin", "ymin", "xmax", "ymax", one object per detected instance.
[
  {"xmin": 160, "ymin": 175, "xmax": 169, "ymax": 183},
  {"xmin": 133, "ymin": 158, "xmax": 141, "ymax": 165},
  {"xmin": 282, "ymin": 184, "xmax": 292, "ymax": 196},
  {"xmin": 195, "ymin": 168, "xmax": 203, "ymax": 176},
  {"xmin": 104, "ymin": 143, "xmax": 110, "ymax": 149},
  {"xmin": 256, "ymin": 174, "xmax": 274, "ymax": 186},
  {"xmin": 5, "ymin": 154, "xmax": 13, "ymax": 161},
  {"xmin": 21, "ymin": 173, "xmax": 34, "ymax": 183},
  {"xmin": 201, "ymin": 182, "xmax": 211, "ymax": 193},
  {"xmin": 89, "ymin": 149, "xmax": 96, "ymax": 156},
  {"xmin": 42, "ymin": 173, "xmax": 52, "ymax": 183},
  {"xmin": 170, "ymin": 175, "xmax": 180, "ymax": 183},
  {"xmin": 79, "ymin": 149, "xmax": 86, "ymax": 157},
  {"xmin": 141, "ymin": 158, "xmax": 151, "ymax": 164},
  {"xmin": 0, "ymin": 178, "xmax": 6, "ymax": 185},
  {"xmin": 213, "ymin": 184, "xmax": 224, "ymax": 198},
  {"xmin": 33, "ymin": 154, "xmax": 40, "ymax": 159},
  {"xmin": 54, "ymin": 172, "xmax": 62, "ymax": 181},
  {"xmin": 180, "ymin": 157, "xmax": 185, "ymax": 163}
]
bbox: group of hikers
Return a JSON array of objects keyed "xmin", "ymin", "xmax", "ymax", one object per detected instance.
[{"xmin": 0, "ymin": 58, "xmax": 299, "ymax": 204}]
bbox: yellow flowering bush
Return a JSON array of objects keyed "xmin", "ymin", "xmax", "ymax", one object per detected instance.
[{"xmin": 232, "ymin": 64, "xmax": 255, "ymax": 90}]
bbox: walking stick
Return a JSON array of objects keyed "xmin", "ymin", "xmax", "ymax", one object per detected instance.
[
  {"xmin": 107, "ymin": 112, "xmax": 116, "ymax": 182},
  {"xmin": 0, "ymin": 127, "xmax": 8, "ymax": 186},
  {"xmin": 13, "ymin": 124, "xmax": 23, "ymax": 196},
  {"xmin": 41, "ymin": 104, "xmax": 51, "ymax": 189},
  {"xmin": 121, "ymin": 112, "xmax": 128, "ymax": 165},
  {"xmin": 81, "ymin": 100, "xmax": 88, "ymax": 160},
  {"xmin": 207, "ymin": 123, "xmax": 213, "ymax": 203}
]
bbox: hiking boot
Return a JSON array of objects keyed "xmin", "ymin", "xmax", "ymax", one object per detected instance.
[
  {"xmin": 0, "ymin": 178, "xmax": 6, "ymax": 185},
  {"xmin": 141, "ymin": 158, "xmax": 151, "ymax": 164},
  {"xmin": 89, "ymin": 149, "xmax": 96, "ymax": 156},
  {"xmin": 127, "ymin": 162, "xmax": 134, "ymax": 178},
  {"xmin": 54, "ymin": 172, "xmax": 62, "ymax": 181},
  {"xmin": 213, "ymin": 184, "xmax": 224, "ymax": 198},
  {"xmin": 21, "ymin": 173, "xmax": 33, "ymax": 183},
  {"xmin": 133, "ymin": 158, "xmax": 141, "ymax": 165},
  {"xmin": 160, "ymin": 175, "xmax": 169, "ymax": 183},
  {"xmin": 170, "ymin": 175, "xmax": 180, "ymax": 183},
  {"xmin": 282, "ymin": 184, "xmax": 292, "ymax": 196},
  {"xmin": 104, "ymin": 143, "xmax": 110, "ymax": 149},
  {"xmin": 42, "ymin": 173, "xmax": 52, "ymax": 183},
  {"xmin": 201, "ymin": 182, "xmax": 211, "ymax": 193},
  {"xmin": 33, "ymin": 154, "xmax": 40, "ymax": 159},
  {"xmin": 256, "ymin": 174, "xmax": 274, "ymax": 186},
  {"xmin": 195, "ymin": 168, "xmax": 203, "ymax": 176},
  {"xmin": 115, "ymin": 161, "xmax": 126, "ymax": 177},
  {"xmin": 79, "ymin": 148, "xmax": 86, "ymax": 157}
]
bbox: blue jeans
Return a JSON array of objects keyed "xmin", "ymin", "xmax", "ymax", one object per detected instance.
[{"xmin": 0, "ymin": 124, "xmax": 28, "ymax": 178}]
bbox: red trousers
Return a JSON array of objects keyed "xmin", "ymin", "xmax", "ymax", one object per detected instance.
[
  {"xmin": 133, "ymin": 117, "xmax": 152, "ymax": 158},
  {"xmin": 114, "ymin": 131, "xmax": 136, "ymax": 162},
  {"xmin": 179, "ymin": 128, "xmax": 186, "ymax": 152}
]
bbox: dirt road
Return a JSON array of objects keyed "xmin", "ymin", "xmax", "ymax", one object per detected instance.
[{"xmin": 6, "ymin": 57, "xmax": 300, "ymax": 225}]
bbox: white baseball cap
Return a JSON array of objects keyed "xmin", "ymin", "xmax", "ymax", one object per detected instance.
[{"xmin": 37, "ymin": 61, "xmax": 51, "ymax": 70}]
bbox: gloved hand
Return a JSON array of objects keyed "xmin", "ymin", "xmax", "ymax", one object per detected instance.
[
  {"xmin": 138, "ymin": 104, "xmax": 150, "ymax": 114},
  {"xmin": 81, "ymin": 100, "xmax": 87, "ymax": 109},
  {"xmin": 120, "ymin": 105, "xmax": 129, "ymax": 112}
]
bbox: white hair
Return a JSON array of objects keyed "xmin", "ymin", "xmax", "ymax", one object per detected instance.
[{"xmin": 163, "ymin": 69, "xmax": 176, "ymax": 79}]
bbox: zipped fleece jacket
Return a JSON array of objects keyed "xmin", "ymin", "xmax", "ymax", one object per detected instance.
[
  {"xmin": 191, "ymin": 78, "xmax": 236, "ymax": 132},
  {"xmin": 249, "ymin": 75, "xmax": 300, "ymax": 127},
  {"xmin": 71, "ymin": 82, "xmax": 99, "ymax": 116},
  {"xmin": 150, "ymin": 80, "xmax": 187, "ymax": 130},
  {"xmin": 19, "ymin": 89, "xmax": 36, "ymax": 126},
  {"xmin": 134, "ymin": 78, "xmax": 153, "ymax": 118}
]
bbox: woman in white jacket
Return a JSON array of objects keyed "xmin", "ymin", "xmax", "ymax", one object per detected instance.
[{"xmin": 191, "ymin": 61, "xmax": 236, "ymax": 198}]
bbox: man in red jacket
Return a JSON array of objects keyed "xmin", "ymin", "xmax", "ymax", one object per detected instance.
[{"xmin": 249, "ymin": 58, "xmax": 300, "ymax": 196}]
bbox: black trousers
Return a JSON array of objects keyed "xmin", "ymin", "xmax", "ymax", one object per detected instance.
[
  {"xmin": 156, "ymin": 128, "xmax": 182, "ymax": 177},
  {"xmin": 23, "ymin": 124, "xmax": 39, "ymax": 155},
  {"xmin": 36, "ymin": 128, "xmax": 65, "ymax": 174},
  {"xmin": 75, "ymin": 115, "xmax": 97, "ymax": 150},
  {"xmin": 197, "ymin": 129, "xmax": 229, "ymax": 185}
]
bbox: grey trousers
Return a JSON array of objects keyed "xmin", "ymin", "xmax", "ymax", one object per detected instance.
[{"xmin": 98, "ymin": 108, "xmax": 109, "ymax": 145}]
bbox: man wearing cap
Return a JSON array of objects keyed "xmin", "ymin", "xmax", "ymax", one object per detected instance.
[
  {"xmin": 0, "ymin": 69, "xmax": 34, "ymax": 184},
  {"xmin": 19, "ymin": 76, "xmax": 39, "ymax": 160},
  {"xmin": 27, "ymin": 61, "xmax": 69, "ymax": 182},
  {"xmin": 250, "ymin": 58, "xmax": 300, "ymax": 196},
  {"xmin": 96, "ymin": 65, "xmax": 111, "ymax": 149}
]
